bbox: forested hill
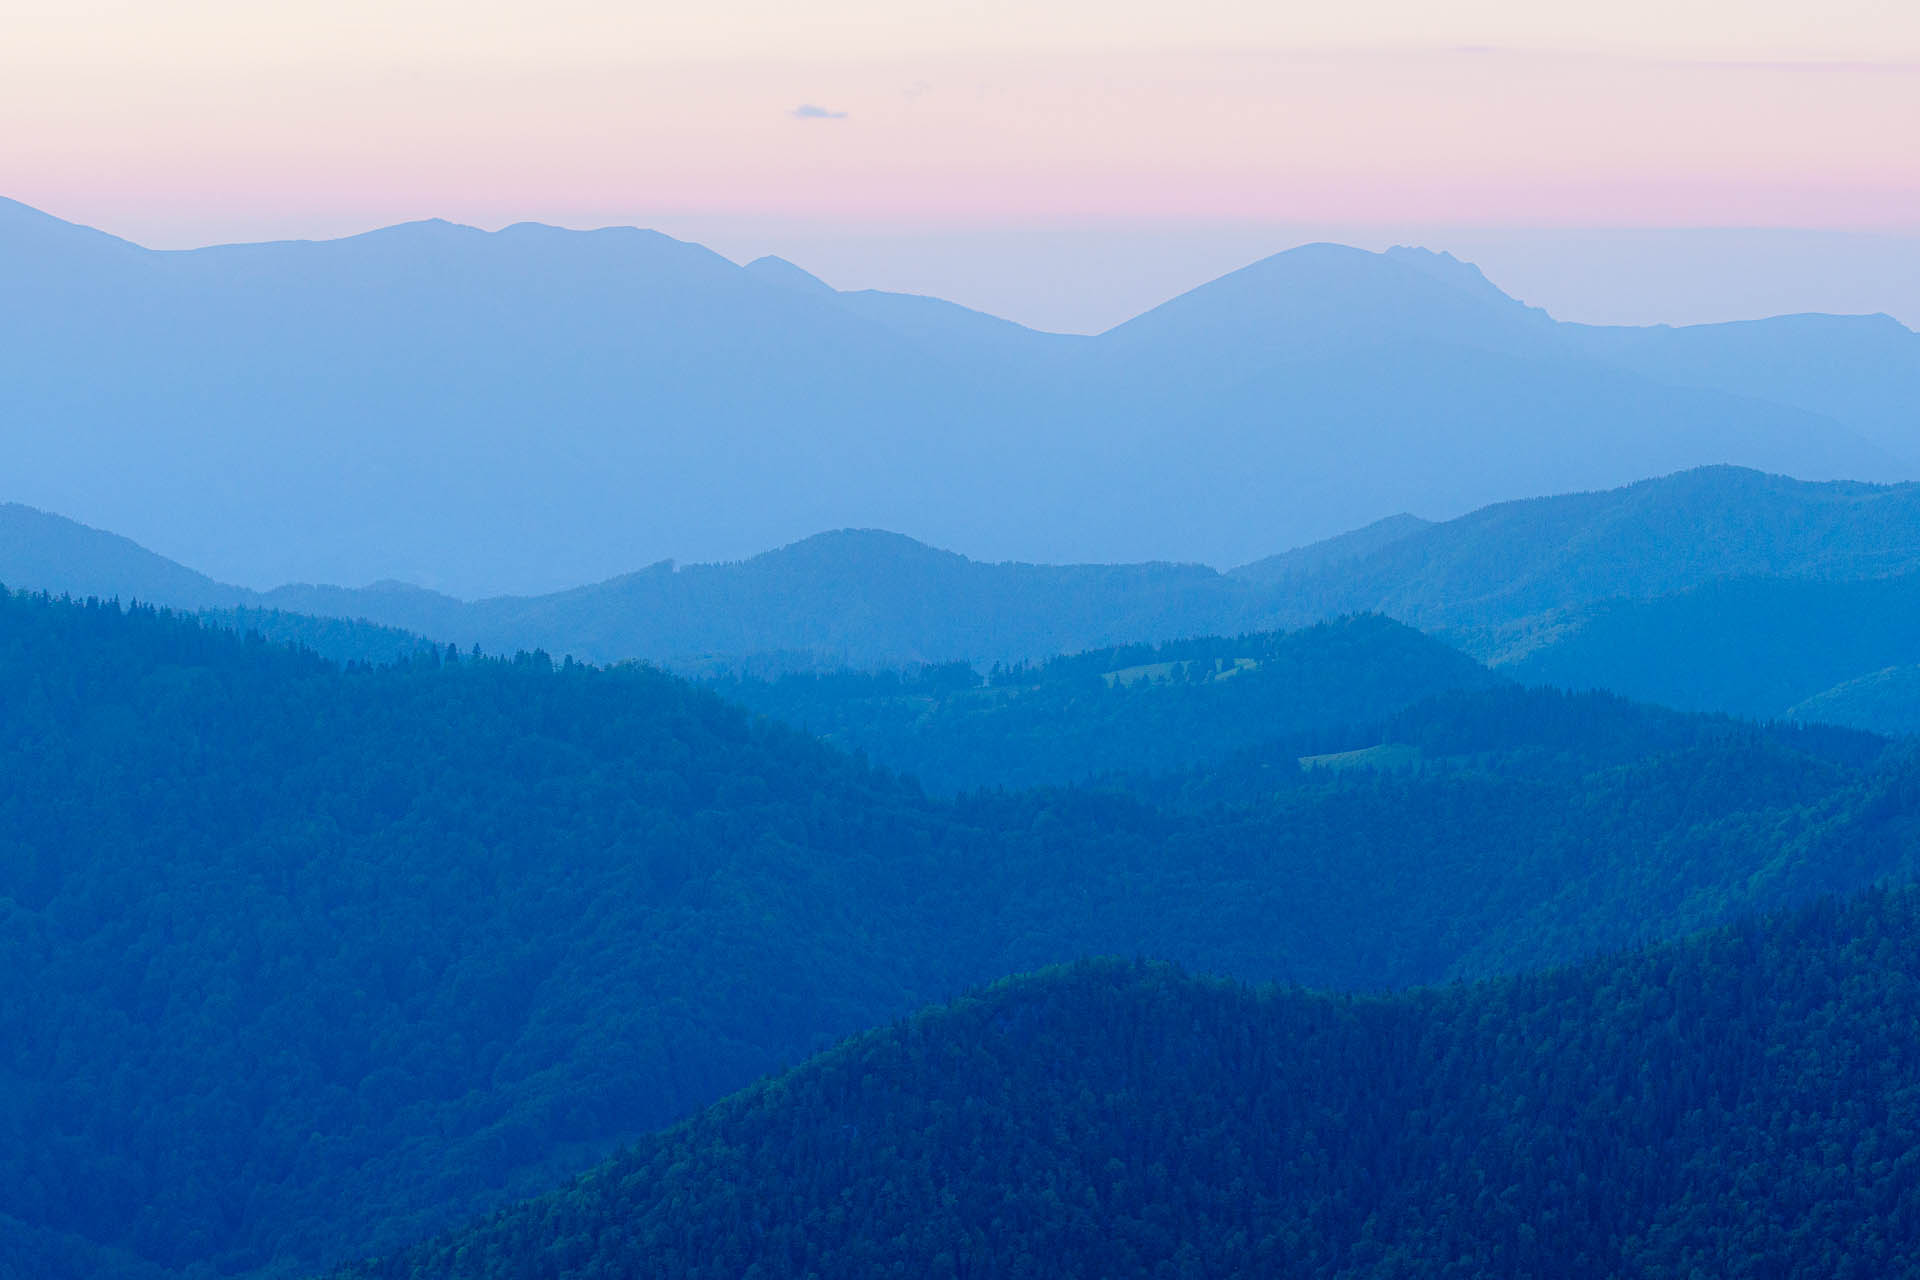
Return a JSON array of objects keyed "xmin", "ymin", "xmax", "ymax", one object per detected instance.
[
  {"xmin": 2, "ymin": 588, "xmax": 1917, "ymax": 1280},
  {"xmin": 334, "ymin": 885, "xmax": 1920, "ymax": 1280},
  {"xmin": 1235, "ymin": 465, "xmax": 1920, "ymax": 646},
  {"xmin": 1507, "ymin": 571, "xmax": 1920, "ymax": 721},
  {"xmin": 707, "ymin": 615, "xmax": 1500, "ymax": 793},
  {"xmin": 11, "ymin": 468, "xmax": 1920, "ymax": 681},
  {"xmin": 0, "ymin": 590, "xmax": 941, "ymax": 1279}
]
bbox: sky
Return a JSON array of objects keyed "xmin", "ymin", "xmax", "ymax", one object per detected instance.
[{"xmin": 6, "ymin": 1, "xmax": 1918, "ymax": 328}]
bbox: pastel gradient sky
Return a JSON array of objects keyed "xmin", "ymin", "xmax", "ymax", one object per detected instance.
[{"xmin": 8, "ymin": 1, "xmax": 1919, "ymax": 328}]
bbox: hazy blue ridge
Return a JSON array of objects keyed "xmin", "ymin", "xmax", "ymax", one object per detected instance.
[
  {"xmin": 12, "ymin": 467, "xmax": 1920, "ymax": 688},
  {"xmin": 3, "ymin": 197, "xmax": 1912, "ymax": 596},
  {"xmin": 1790, "ymin": 665, "xmax": 1920, "ymax": 737},
  {"xmin": 1507, "ymin": 573, "xmax": 1920, "ymax": 719}
]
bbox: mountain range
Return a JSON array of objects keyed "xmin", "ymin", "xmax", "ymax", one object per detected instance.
[
  {"xmin": 9, "ymin": 467, "xmax": 1920, "ymax": 726},
  {"xmin": 4, "ymin": 197, "xmax": 1915, "ymax": 596},
  {"xmin": 15, "ymin": 189, "xmax": 1920, "ymax": 1280}
]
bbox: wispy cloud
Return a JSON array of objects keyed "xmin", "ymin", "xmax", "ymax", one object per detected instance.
[{"xmin": 790, "ymin": 103, "xmax": 848, "ymax": 120}]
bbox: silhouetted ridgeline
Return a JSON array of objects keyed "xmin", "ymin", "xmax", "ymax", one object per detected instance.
[
  {"xmin": 1, "ymin": 590, "xmax": 1914, "ymax": 1278},
  {"xmin": 332, "ymin": 887, "xmax": 1920, "ymax": 1280},
  {"xmin": 11, "ymin": 468, "xmax": 1920, "ymax": 695},
  {"xmin": 4, "ymin": 195, "xmax": 1913, "ymax": 594}
]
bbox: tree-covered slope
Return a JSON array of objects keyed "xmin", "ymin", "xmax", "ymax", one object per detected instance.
[
  {"xmin": 1237, "ymin": 466, "xmax": 1920, "ymax": 651},
  {"xmin": 1791, "ymin": 665, "xmax": 1920, "ymax": 737},
  {"xmin": 0, "ymin": 592, "xmax": 953, "ymax": 1279},
  {"xmin": 13, "ymin": 467, "xmax": 1920, "ymax": 679},
  {"xmin": 195, "ymin": 606, "xmax": 439, "ymax": 668},
  {"xmin": 707, "ymin": 615, "xmax": 1500, "ymax": 793},
  {"xmin": 1508, "ymin": 572, "xmax": 1920, "ymax": 719},
  {"xmin": 336, "ymin": 885, "xmax": 1920, "ymax": 1280},
  {"xmin": 0, "ymin": 590, "xmax": 1915, "ymax": 1280}
]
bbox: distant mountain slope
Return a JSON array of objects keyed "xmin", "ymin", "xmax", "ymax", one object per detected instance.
[
  {"xmin": 0, "ymin": 503, "xmax": 243, "ymax": 610},
  {"xmin": 1566, "ymin": 311, "xmax": 1920, "ymax": 463},
  {"xmin": 12, "ymin": 467, "xmax": 1920, "ymax": 678},
  {"xmin": 3, "ymin": 198, "xmax": 1910, "ymax": 594},
  {"xmin": 709, "ymin": 615, "xmax": 1500, "ymax": 793},
  {"xmin": 1506, "ymin": 573, "xmax": 1920, "ymax": 719},
  {"xmin": 1237, "ymin": 512, "xmax": 1432, "ymax": 581},
  {"xmin": 0, "ymin": 504, "xmax": 434, "ymax": 665},
  {"xmin": 1236, "ymin": 466, "xmax": 1920, "ymax": 652},
  {"xmin": 336, "ymin": 887, "xmax": 1920, "ymax": 1280},
  {"xmin": 199, "ymin": 607, "xmax": 441, "ymax": 668},
  {"xmin": 2, "ymin": 590, "xmax": 1911, "ymax": 1280},
  {"xmin": 456, "ymin": 530, "xmax": 1246, "ymax": 667},
  {"xmin": 1791, "ymin": 665, "xmax": 1920, "ymax": 737}
]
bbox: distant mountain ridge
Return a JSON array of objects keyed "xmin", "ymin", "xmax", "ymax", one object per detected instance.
[
  {"xmin": 11, "ymin": 467, "xmax": 1920, "ymax": 686},
  {"xmin": 2, "ymin": 197, "xmax": 1913, "ymax": 595},
  {"xmin": 0, "ymin": 503, "xmax": 244, "ymax": 611},
  {"xmin": 1235, "ymin": 466, "xmax": 1920, "ymax": 646}
]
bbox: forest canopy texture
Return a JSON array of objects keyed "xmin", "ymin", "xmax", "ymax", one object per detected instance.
[
  {"xmin": 336, "ymin": 887, "xmax": 1920, "ymax": 1280},
  {"xmin": 0, "ymin": 590, "xmax": 1915, "ymax": 1279}
]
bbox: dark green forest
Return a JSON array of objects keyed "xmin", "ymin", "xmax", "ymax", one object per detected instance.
[
  {"xmin": 335, "ymin": 885, "xmax": 1920, "ymax": 1280},
  {"xmin": 2, "ymin": 590, "xmax": 1918, "ymax": 1278}
]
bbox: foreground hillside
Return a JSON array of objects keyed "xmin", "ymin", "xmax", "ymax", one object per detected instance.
[
  {"xmin": 336, "ymin": 886, "xmax": 1920, "ymax": 1280},
  {"xmin": 0, "ymin": 590, "xmax": 1912, "ymax": 1278}
]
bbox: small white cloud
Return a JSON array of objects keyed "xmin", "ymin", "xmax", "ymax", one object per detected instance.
[{"xmin": 790, "ymin": 103, "xmax": 848, "ymax": 120}]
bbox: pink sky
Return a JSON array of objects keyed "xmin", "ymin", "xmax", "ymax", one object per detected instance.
[
  {"xmin": 6, "ymin": 3, "xmax": 1916, "ymax": 246},
  {"xmin": 6, "ymin": 2, "xmax": 1918, "ymax": 333}
]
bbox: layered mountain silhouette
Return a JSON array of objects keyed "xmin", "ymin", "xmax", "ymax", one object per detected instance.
[
  {"xmin": 8, "ymin": 468, "xmax": 1920, "ymax": 692},
  {"xmin": 3, "ymin": 197, "xmax": 1913, "ymax": 595}
]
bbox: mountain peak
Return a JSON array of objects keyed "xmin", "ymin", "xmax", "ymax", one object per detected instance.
[
  {"xmin": 763, "ymin": 528, "xmax": 959, "ymax": 565},
  {"xmin": 1382, "ymin": 245, "xmax": 1515, "ymax": 306},
  {"xmin": 743, "ymin": 254, "xmax": 836, "ymax": 295},
  {"xmin": 0, "ymin": 195, "xmax": 145, "ymax": 254},
  {"xmin": 1101, "ymin": 240, "xmax": 1554, "ymax": 357}
]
